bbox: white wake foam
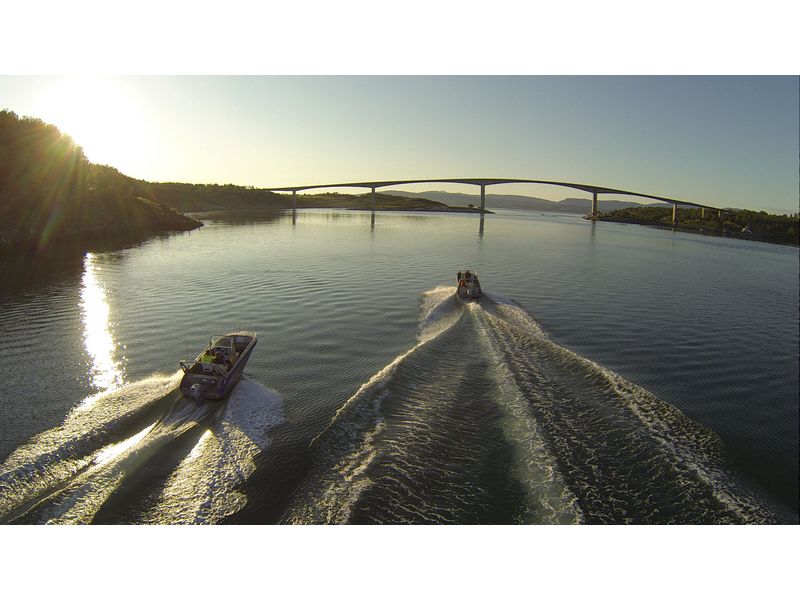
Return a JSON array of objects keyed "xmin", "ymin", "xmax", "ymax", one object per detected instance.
[
  {"xmin": 0, "ymin": 372, "xmax": 181, "ymax": 520},
  {"xmin": 484, "ymin": 299, "xmax": 779, "ymax": 523},
  {"xmin": 418, "ymin": 285, "xmax": 463, "ymax": 342},
  {"xmin": 142, "ymin": 376, "xmax": 285, "ymax": 524}
]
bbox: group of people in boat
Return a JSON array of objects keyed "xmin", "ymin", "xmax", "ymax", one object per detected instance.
[
  {"xmin": 457, "ymin": 270, "xmax": 481, "ymax": 297},
  {"xmin": 198, "ymin": 346, "xmax": 237, "ymax": 372},
  {"xmin": 457, "ymin": 270, "xmax": 478, "ymax": 287}
]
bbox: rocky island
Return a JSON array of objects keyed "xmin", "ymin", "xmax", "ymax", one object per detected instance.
[{"xmin": 594, "ymin": 206, "xmax": 799, "ymax": 247}]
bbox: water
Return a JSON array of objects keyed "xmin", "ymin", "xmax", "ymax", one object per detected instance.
[{"xmin": 0, "ymin": 209, "xmax": 797, "ymax": 524}]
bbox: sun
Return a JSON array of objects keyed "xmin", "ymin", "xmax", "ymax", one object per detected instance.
[{"xmin": 34, "ymin": 76, "xmax": 153, "ymax": 176}]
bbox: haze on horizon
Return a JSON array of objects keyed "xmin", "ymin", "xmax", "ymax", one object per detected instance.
[{"xmin": 1, "ymin": 75, "xmax": 797, "ymax": 214}]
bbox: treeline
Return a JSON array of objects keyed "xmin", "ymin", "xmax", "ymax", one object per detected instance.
[
  {"xmin": 143, "ymin": 186, "xmax": 474, "ymax": 213},
  {"xmin": 141, "ymin": 182, "xmax": 290, "ymax": 212},
  {"xmin": 0, "ymin": 110, "xmax": 200, "ymax": 256},
  {"xmin": 598, "ymin": 206, "xmax": 799, "ymax": 246},
  {"xmin": 297, "ymin": 191, "xmax": 454, "ymax": 210}
]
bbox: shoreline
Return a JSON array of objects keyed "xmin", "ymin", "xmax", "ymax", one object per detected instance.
[
  {"xmin": 588, "ymin": 215, "xmax": 799, "ymax": 248},
  {"xmin": 346, "ymin": 206, "xmax": 493, "ymax": 214},
  {"xmin": 0, "ymin": 217, "xmax": 202, "ymax": 258}
]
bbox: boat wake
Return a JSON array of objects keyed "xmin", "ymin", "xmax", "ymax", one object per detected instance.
[
  {"xmin": 141, "ymin": 377, "xmax": 284, "ymax": 524},
  {"xmin": 282, "ymin": 287, "xmax": 782, "ymax": 524},
  {"xmin": 0, "ymin": 374, "xmax": 283, "ymax": 524}
]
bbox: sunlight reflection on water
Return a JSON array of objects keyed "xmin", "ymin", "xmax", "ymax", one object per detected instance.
[{"xmin": 80, "ymin": 253, "xmax": 124, "ymax": 395}]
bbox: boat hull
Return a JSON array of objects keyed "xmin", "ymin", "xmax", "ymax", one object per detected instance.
[{"xmin": 456, "ymin": 287, "xmax": 482, "ymax": 301}]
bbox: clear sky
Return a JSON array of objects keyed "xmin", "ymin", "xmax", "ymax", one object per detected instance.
[{"xmin": 1, "ymin": 75, "xmax": 798, "ymax": 213}]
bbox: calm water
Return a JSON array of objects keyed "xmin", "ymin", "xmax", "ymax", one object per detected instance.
[{"xmin": 0, "ymin": 209, "xmax": 797, "ymax": 524}]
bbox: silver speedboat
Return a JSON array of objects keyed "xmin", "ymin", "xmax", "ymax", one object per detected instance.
[{"xmin": 179, "ymin": 330, "xmax": 257, "ymax": 401}]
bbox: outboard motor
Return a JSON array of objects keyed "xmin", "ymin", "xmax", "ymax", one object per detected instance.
[{"xmin": 190, "ymin": 383, "xmax": 205, "ymax": 402}]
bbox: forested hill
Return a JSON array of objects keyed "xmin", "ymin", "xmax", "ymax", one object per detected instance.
[
  {"xmin": 0, "ymin": 110, "xmax": 478, "ymax": 257},
  {"xmin": 597, "ymin": 206, "xmax": 799, "ymax": 246},
  {"xmin": 139, "ymin": 186, "xmax": 480, "ymax": 213},
  {"xmin": 0, "ymin": 110, "xmax": 201, "ymax": 256}
]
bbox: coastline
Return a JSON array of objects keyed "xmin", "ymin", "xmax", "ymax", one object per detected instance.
[
  {"xmin": 589, "ymin": 215, "xmax": 799, "ymax": 248},
  {"xmin": 0, "ymin": 211, "xmax": 202, "ymax": 258},
  {"xmin": 347, "ymin": 206, "xmax": 493, "ymax": 214}
]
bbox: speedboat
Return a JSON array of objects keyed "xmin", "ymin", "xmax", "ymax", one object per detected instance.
[
  {"xmin": 179, "ymin": 330, "xmax": 257, "ymax": 401},
  {"xmin": 456, "ymin": 269, "xmax": 482, "ymax": 301}
]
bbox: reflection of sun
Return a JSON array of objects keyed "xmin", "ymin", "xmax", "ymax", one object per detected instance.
[
  {"xmin": 80, "ymin": 252, "xmax": 124, "ymax": 392},
  {"xmin": 34, "ymin": 76, "xmax": 152, "ymax": 175}
]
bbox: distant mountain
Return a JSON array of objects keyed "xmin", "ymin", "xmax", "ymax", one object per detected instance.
[
  {"xmin": 558, "ymin": 197, "xmax": 672, "ymax": 212},
  {"xmin": 384, "ymin": 190, "xmax": 672, "ymax": 213},
  {"xmin": 384, "ymin": 190, "xmax": 559, "ymax": 211}
]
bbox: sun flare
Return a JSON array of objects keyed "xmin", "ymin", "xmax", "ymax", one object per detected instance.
[{"xmin": 34, "ymin": 77, "xmax": 152, "ymax": 176}]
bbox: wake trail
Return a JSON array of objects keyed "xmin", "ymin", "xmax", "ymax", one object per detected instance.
[
  {"xmin": 472, "ymin": 298, "xmax": 782, "ymax": 523},
  {"xmin": 3, "ymin": 386, "xmax": 222, "ymax": 524},
  {"xmin": 140, "ymin": 376, "xmax": 285, "ymax": 524},
  {"xmin": 0, "ymin": 372, "xmax": 182, "ymax": 522},
  {"xmin": 284, "ymin": 287, "xmax": 781, "ymax": 524},
  {"xmin": 283, "ymin": 287, "xmax": 580, "ymax": 524}
]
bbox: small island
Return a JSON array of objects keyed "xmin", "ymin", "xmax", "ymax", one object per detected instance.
[
  {"xmin": 298, "ymin": 191, "xmax": 491, "ymax": 213},
  {"xmin": 594, "ymin": 206, "xmax": 799, "ymax": 247}
]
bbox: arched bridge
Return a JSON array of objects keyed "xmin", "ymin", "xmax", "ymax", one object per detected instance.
[{"xmin": 265, "ymin": 177, "xmax": 723, "ymax": 223}]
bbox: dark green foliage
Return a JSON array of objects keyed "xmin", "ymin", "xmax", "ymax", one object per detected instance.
[
  {"xmin": 294, "ymin": 191, "xmax": 455, "ymax": 210},
  {"xmin": 141, "ymin": 185, "xmax": 476, "ymax": 213},
  {"xmin": 0, "ymin": 110, "xmax": 200, "ymax": 255},
  {"xmin": 139, "ymin": 181, "xmax": 291, "ymax": 212},
  {"xmin": 597, "ymin": 205, "xmax": 799, "ymax": 246}
]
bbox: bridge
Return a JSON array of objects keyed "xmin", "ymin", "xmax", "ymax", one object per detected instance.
[{"xmin": 265, "ymin": 177, "xmax": 724, "ymax": 223}]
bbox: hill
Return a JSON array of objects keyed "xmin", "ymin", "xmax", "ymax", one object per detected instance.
[
  {"xmin": 597, "ymin": 206, "xmax": 799, "ymax": 246},
  {"xmin": 0, "ymin": 109, "xmax": 488, "ymax": 258},
  {"xmin": 139, "ymin": 185, "xmax": 487, "ymax": 214},
  {"xmin": 383, "ymin": 190, "xmax": 671, "ymax": 213},
  {"xmin": 141, "ymin": 182, "xmax": 290, "ymax": 212},
  {"xmin": 558, "ymin": 197, "xmax": 672, "ymax": 212},
  {"xmin": 0, "ymin": 110, "xmax": 201, "ymax": 256},
  {"xmin": 288, "ymin": 191, "xmax": 485, "ymax": 212}
]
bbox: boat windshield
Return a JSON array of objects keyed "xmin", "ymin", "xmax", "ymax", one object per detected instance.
[{"xmin": 210, "ymin": 335, "xmax": 234, "ymax": 349}]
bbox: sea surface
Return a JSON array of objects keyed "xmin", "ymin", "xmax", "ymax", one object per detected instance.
[{"xmin": 0, "ymin": 208, "xmax": 797, "ymax": 524}]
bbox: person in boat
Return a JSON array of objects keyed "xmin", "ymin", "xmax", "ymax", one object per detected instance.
[
  {"xmin": 457, "ymin": 271, "xmax": 463, "ymax": 281},
  {"xmin": 200, "ymin": 351, "xmax": 214, "ymax": 364},
  {"xmin": 212, "ymin": 349, "xmax": 226, "ymax": 365}
]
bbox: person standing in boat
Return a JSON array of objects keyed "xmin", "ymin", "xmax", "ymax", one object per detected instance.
[{"xmin": 227, "ymin": 349, "xmax": 238, "ymax": 370}]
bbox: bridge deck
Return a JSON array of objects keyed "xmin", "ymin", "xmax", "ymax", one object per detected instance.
[{"xmin": 264, "ymin": 178, "xmax": 719, "ymax": 210}]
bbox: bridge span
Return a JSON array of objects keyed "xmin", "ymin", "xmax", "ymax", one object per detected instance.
[{"xmin": 265, "ymin": 177, "xmax": 723, "ymax": 223}]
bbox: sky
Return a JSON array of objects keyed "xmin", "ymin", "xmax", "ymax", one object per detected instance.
[{"xmin": 1, "ymin": 75, "xmax": 798, "ymax": 213}]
